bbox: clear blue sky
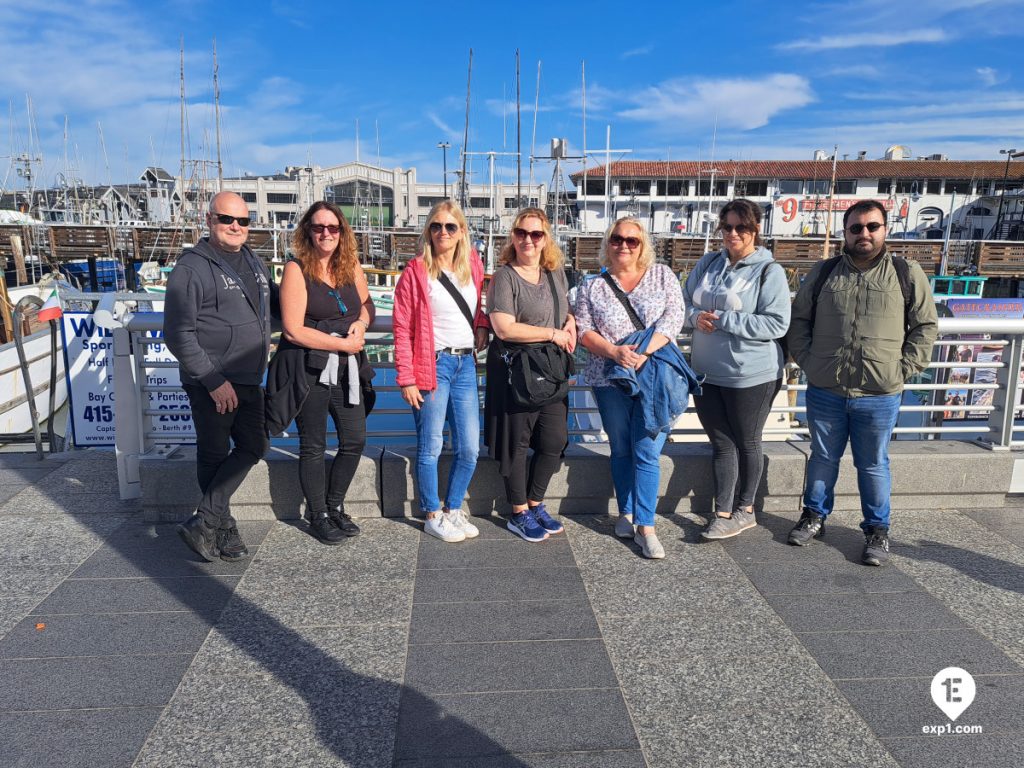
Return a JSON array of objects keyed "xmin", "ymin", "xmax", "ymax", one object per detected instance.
[{"xmin": 2, "ymin": 0, "xmax": 1022, "ymax": 189}]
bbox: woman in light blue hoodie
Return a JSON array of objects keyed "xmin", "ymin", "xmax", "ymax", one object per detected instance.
[{"xmin": 683, "ymin": 199, "xmax": 790, "ymax": 540}]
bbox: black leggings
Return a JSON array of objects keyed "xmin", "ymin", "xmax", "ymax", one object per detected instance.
[
  {"xmin": 295, "ymin": 379, "xmax": 367, "ymax": 516},
  {"xmin": 502, "ymin": 400, "xmax": 568, "ymax": 506},
  {"xmin": 694, "ymin": 379, "xmax": 781, "ymax": 514}
]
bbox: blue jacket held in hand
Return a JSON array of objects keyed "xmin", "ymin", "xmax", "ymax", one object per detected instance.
[{"xmin": 607, "ymin": 327, "xmax": 704, "ymax": 438}]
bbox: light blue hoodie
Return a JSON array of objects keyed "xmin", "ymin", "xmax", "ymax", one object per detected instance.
[{"xmin": 682, "ymin": 247, "xmax": 790, "ymax": 388}]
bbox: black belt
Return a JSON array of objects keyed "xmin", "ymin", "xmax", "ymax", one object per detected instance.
[{"xmin": 437, "ymin": 347, "xmax": 474, "ymax": 356}]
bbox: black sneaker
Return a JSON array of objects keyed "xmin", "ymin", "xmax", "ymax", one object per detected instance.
[
  {"xmin": 177, "ymin": 513, "xmax": 219, "ymax": 562},
  {"xmin": 309, "ymin": 512, "xmax": 347, "ymax": 545},
  {"xmin": 329, "ymin": 506, "xmax": 361, "ymax": 537},
  {"xmin": 862, "ymin": 526, "xmax": 890, "ymax": 566},
  {"xmin": 788, "ymin": 510, "xmax": 826, "ymax": 546},
  {"xmin": 216, "ymin": 526, "xmax": 250, "ymax": 562}
]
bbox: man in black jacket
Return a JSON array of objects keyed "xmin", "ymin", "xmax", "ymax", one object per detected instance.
[{"xmin": 166, "ymin": 192, "xmax": 271, "ymax": 562}]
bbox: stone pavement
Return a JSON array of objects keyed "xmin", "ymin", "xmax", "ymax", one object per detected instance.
[{"xmin": 0, "ymin": 451, "xmax": 1022, "ymax": 768}]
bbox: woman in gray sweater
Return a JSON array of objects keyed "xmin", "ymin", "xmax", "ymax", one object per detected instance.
[{"xmin": 683, "ymin": 199, "xmax": 790, "ymax": 540}]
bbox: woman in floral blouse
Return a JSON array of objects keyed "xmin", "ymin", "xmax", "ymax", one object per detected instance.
[{"xmin": 574, "ymin": 217, "xmax": 686, "ymax": 559}]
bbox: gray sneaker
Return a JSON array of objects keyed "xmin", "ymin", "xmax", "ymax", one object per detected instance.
[
  {"xmin": 614, "ymin": 514, "xmax": 635, "ymax": 538},
  {"xmin": 634, "ymin": 530, "xmax": 666, "ymax": 559},
  {"xmin": 701, "ymin": 509, "xmax": 757, "ymax": 540}
]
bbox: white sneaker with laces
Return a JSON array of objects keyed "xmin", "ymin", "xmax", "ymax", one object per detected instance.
[
  {"xmin": 425, "ymin": 513, "xmax": 466, "ymax": 543},
  {"xmin": 444, "ymin": 508, "xmax": 480, "ymax": 539}
]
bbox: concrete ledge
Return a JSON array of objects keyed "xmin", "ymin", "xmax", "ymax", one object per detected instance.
[{"xmin": 137, "ymin": 440, "xmax": 1015, "ymax": 521}]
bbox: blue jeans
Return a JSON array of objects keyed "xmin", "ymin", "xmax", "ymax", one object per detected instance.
[
  {"xmin": 594, "ymin": 386, "xmax": 667, "ymax": 527},
  {"xmin": 412, "ymin": 351, "xmax": 480, "ymax": 513},
  {"xmin": 803, "ymin": 385, "xmax": 901, "ymax": 531}
]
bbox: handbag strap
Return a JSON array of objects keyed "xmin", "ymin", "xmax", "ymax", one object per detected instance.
[
  {"xmin": 437, "ymin": 270, "xmax": 475, "ymax": 331},
  {"xmin": 601, "ymin": 271, "xmax": 645, "ymax": 331},
  {"xmin": 545, "ymin": 269, "xmax": 564, "ymax": 330}
]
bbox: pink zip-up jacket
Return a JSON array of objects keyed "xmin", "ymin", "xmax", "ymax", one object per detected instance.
[{"xmin": 393, "ymin": 251, "xmax": 489, "ymax": 391}]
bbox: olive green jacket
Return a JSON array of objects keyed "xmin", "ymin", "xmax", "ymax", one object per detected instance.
[{"xmin": 786, "ymin": 249, "xmax": 938, "ymax": 397}]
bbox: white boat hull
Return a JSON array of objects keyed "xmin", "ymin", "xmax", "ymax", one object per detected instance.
[{"xmin": 0, "ymin": 329, "xmax": 68, "ymax": 435}]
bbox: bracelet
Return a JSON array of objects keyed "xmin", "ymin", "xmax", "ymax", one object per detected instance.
[{"xmin": 550, "ymin": 328, "xmax": 555, "ymax": 341}]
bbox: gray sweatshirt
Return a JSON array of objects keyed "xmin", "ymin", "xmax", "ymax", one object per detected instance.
[
  {"xmin": 682, "ymin": 247, "xmax": 790, "ymax": 388},
  {"xmin": 164, "ymin": 238, "xmax": 272, "ymax": 390}
]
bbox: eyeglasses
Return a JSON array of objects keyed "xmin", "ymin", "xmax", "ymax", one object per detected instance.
[
  {"xmin": 430, "ymin": 221, "xmax": 459, "ymax": 235},
  {"xmin": 609, "ymin": 234, "xmax": 641, "ymax": 249},
  {"xmin": 512, "ymin": 227, "xmax": 545, "ymax": 242},
  {"xmin": 847, "ymin": 222, "xmax": 885, "ymax": 235},
  {"xmin": 311, "ymin": 224, "xmax": 341, "ymax": 235},
  {"xmin": 720, "ymin": 224, "xmax": 753, "ymax": 235},
  {"xmin": 212, "ymin": 212, "xmax": 250, "ymax": 227},
  {"xmin": 327, "ymin": 289, "xmax": 348, "ymax": 315}
]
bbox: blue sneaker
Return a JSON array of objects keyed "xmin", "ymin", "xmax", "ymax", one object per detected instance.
[
  {"xmin": 507, "ymin": 509, "xmax": 549, "ymax": 542},
  {"xmin": 530, "ymin": 503, "xmax": 563, "ymax": 534}
]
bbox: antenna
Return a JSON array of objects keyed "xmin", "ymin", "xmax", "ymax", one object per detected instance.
[
  {"xmin": 97, "ymin": 122, "xmax": 111, "ymax": 187},
  {"xmin": 213, "ymin": 38, "xmax": 223, "ymax": 191}
]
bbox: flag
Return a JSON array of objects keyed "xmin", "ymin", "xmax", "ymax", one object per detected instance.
[{"xmin": 37, "ymin": 287, "xmax": 62, "ymax": 322}]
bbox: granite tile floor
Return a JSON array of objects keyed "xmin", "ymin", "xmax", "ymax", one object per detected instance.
[{"xmin": 0, "ymin": 452, "xmax": 1022, "ymax": 767}]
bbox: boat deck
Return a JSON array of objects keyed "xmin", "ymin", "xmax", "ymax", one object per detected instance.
[{"xmin": 1, "ymin": 449, "xmax": 1022, "ymax": 767}]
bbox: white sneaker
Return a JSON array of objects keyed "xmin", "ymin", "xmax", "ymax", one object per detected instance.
[
  {"xmin": 634, "ymin": 530, "xmax": 666, "ymax": 559},
  {"xmin": 444, "ymin": 508, "xmax": 480, "ymax": 539},
  {"xmin": 425, "ymin": 513, "xmax": 466, "ymax": 543},
  {"xmin": 614, "ymin": 514, "xmax": 635, "ymax": 538}
]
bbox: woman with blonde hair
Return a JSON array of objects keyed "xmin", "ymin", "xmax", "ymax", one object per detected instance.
[
  {"xmin": 267, "ymin": 201, "xmax": 375, "ymax": 545},
  {"xmin": 574, "ymin": 216, "xmax": 687, "ymax": 559},
  {"xmin": 393, "ymin": 200, "xmax": 489, "ymax": 543},
  {"xmin": 484, "ymin": 207, "xmax": 576, "ymax": 542}
]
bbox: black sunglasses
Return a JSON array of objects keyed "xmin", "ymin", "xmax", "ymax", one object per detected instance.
[
  {"xmin": 609, "ymin": 234, "xmax": 641, "ymax": 249},
  {"xmin": 512, "ymin": 227, "xmax": 545, "ymax": 242},
  {"xmin": 212, "ymin": 212, "xmax": 251, "ymax": 227},
  {"xmin": 847, "ymin": 222, "xmax": 885, "ymax": 235},
  {"xmin": 311, "ymin": 224, "xmax": 341, "ymax": 234},
  {"xmin": 430, "ymin": 221, "xmax": 459, "ymax": 235},
  {"xmin": 720, "ymin": 223, "xmax": 753, "ymax": 235}
]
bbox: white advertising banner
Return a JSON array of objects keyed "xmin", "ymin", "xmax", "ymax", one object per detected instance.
[{"xmin": 61, "ymin": 313, "xmax": 195, "ymax": 446}]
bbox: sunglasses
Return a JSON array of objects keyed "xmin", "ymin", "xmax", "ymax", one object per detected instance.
[
  {"xmin": 512, "ymin": 227, "xmax": 545, "ymax": 242},
  {"xmin": 212, "ymin": 212, "xmax": 250, "ymax": 227},
  {"xmin": 847, "ymin": 222, "xmax": 885, "ymax": 234},
  {"xmin": 430, "ymin": 221, "xmax": 459, "ymax": 235},
  {"xmin": 311, "ymin": 224, "xmax": 341, "ymax": 235},
  {"xmin": 720, "ymin": 224, "xmax": 753, "ymax": 235},
  {"xmin": 327, "ymin": 289, "xmax": 348, "ymax": 315},
  {"xmin": 609, "ymin": 234, "xmax": 641, "ymax": 249}
]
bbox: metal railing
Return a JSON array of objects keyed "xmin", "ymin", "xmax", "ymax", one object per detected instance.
[{"xmin": 92, "ymin": 292, "xmax": 1024, "ymax": 499}]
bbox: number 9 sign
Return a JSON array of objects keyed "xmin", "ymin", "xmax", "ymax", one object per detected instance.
[{"xmin": 780, "ymin": 197, "xmax": 798, "ymax": 222}]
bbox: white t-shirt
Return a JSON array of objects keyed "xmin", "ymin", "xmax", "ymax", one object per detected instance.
[{"xmin": 429, "ymin": 270, "xmax": 477, "ymax": 350}]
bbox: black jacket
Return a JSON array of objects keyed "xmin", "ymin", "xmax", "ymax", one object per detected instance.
[{"xmin": 164, "ymin": 238, "xmax": 272, "ymax": 390}]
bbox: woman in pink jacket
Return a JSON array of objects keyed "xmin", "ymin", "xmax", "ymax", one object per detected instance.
[{"xmin": 393, "ymin": 200, "xmax": 489, "ymax": 543}]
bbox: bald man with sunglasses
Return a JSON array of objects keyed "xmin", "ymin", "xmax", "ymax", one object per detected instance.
[
  {"xmin": 786, "ymin": 199, "xmax": 937, "ymax": 566},
  {"xmin": 166, "ymin": 192, "xmax": 274, "ymax": 563}
]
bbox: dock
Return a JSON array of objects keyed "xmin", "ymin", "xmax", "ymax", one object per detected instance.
[{"xmin": 1, "ymin": 448, "xmax": 1022, "ymax": 767}]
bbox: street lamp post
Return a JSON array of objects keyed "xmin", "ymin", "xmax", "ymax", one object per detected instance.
[
  {"xmin": 437, "ymin": 142, "xmax": 451, "ymax": 199},
  {"xmin": 994, "ymin": 148, "xmax": 1018, "ymax": 239}
]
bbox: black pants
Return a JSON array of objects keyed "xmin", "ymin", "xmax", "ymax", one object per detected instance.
[
  {"xmin": 184, "ymin": 383, "xmax": 269, "ymax": 529},
  {"xmin": 295, "ymin": 380, "xmax": 367, "ymax": 516},
  {"xmin": 694, "ymin": 379, "xmax": 781, "ymax": 514},
  {"xmin": 502, "ymin": 399, "xmax": 568, "ymax": 506}
]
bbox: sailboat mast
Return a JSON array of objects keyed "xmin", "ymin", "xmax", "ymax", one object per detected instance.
[
  {"xmin": 460, "ymin": 48, "xmax": 472, "ymax": 209},
  {"xmin": 213, "ymin": 38, "xmax": 223, "ymax": 191},
  {"xmin": 581, "ymin": 61, "xmax": 587, "ymax": 232},
  {"xmin": 516, "ymin": 49, "xmax": 521, "ymax": 205},
  {"xmin": 529, "ymin": 60, "xmax": 540, "ymax": 201},
  {"xmin": 179, "ymin": 38, "xmax": 186, "ymax": 223}
]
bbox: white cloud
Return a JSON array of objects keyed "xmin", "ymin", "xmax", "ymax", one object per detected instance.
[
  {"xmin": 619, "ymin": 74, "xmax": 815, "ymax": 131},
  {"xmin": 620, "ymin": 45, "xmax": 654, "ymax": 60},
  {"xmin": 976, "ymin": 67, "xmax": 1002, "ymax": 86},
  {"xmin": 779, "ymin": 28, "xmax": 949, "ymax": 52},
  {"xmin": 819, "ymin": 65, "xmax": 884, "ymax": 79},
  {"xmin": 427, "ymin": 112, "xmax": 462, "ymax": 142}
]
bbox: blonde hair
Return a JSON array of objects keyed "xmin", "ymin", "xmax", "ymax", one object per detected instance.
[
  {"xmin": 499, "ymin": 207, "xmax": 564, "ymax": 272},
  {"xmin": 418, "ymin": 200, "xmax": 472, "ymax": 285},
  {"xmin": 291, "ymin": 201, "xmax": 359, "ymax": 286},
  {"xmin": 600, "ymin": 217, "xmax": 654, "ymax": 271}
]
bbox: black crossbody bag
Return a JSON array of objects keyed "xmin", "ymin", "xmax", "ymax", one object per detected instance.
[{"xmin": 601, "ymin": 271, "xmax": 645, "ymax": 331}]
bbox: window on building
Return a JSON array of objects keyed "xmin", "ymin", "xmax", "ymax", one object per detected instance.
[
  {"xmin": 240, "ymin": 192, "xmax": 257, "ymax": 203},
  {"xmin": 417, "ymin": 196, "xmax": 444, "ymax": 208},
  {"xmin": 778, "ymin": 179, "xmax": 803, "ymax": 194},
  {"xmin": 806, "ymin": 179, "xmax": 831, "ymax": 195},
  {"xmin": 272, "ymin": 211, "xmax": 291, "ymax": 223},
  {"xmin": 734, "ymin": 180, "xmax": 768, "ymax": 197},
  {"xmin": 994, "ymin": 180, "xmax": 1024, "ymax": 192},
  {"xmin": 503, "ymin": 197, "xmax": 517, "ymax": 210},
  {"xmin": 969, "ymin": 206, "xmax": 992, "ymax": 216},
  {"xmin": 895, "ymin": 179, "xmax": 922, "ymax": 194},
  {"xmin": 945, "ymin": 180, "xmax": 971, "ymax": 194},
  {"xmin": 877, "ymin": 178, "xmax": 892, "ymax": 194},
  {"xmin": 655, "ymin": 179, "xmax": 689, "ymax": 196},
  {"xmin": 584, "ymin": 179, "xmax": 605, "ymax": 196},
  {"xmin": 249, "ymin": 210, "xmax": 258, "ymax": 223},
  {"xmin": 834, "ymin": 179, "xmax": 857, "ymax": 194},
  {"xmin": 975, "ymin": 181, "xmax": 991, "ymax": 195},
  {"xmin": 266, "ymin": 193, "xmax": 297, "ymax": 205},
  {"xmin": 468, "ymin": 197, "xmax": 491, "ymax": 209},
  {"xmin": 618, "ymin": 179, "xmax": 650, "ymax": 196},
  {"xmin": 926, "ymin": 179, "xmax": 942, "ymax": 195},
  {"xmin": 696, "ymin": 180, "xmax": 729, "ymax": 196}
]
